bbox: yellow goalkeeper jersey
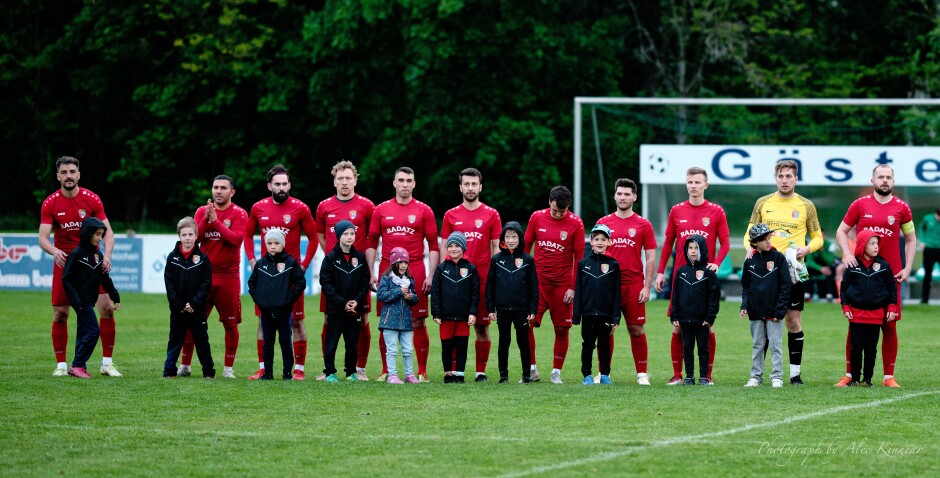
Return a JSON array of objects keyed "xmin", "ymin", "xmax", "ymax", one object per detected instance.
[{"xmin": 743, "ymin": 192, "xmax": 824, "ymax": 252}]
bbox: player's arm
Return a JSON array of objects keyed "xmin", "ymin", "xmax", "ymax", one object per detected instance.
[
  {"xmin": 835, "ymin": 221, "xmax": 856, "ymax": 267},
  {"xmin": 438, "ymin": 216, "xmax": 452, "ymax": 265},
  {"xmin": 423, "ymin": 208, "xmax": 439, "ymax": 292},
  {"xmin": 900, "ymin": 220, "xmax": 917, "ymax": 282},
  {"xmin": 640, "ymin": 248, "xmax": 655, "ymax": 303},
  {"xmin": 804, "ymin": 201, "xmax": 824, "ymax": 256},
  {"xmin": 101, "ymin": 218, "xmax": 116, "ymax": 273},
  {"xmin": 523, "ymin": 214, "xmax": 536, "ymax": 255},
  {"xmin": 713, "ymin": 212, "xmax": 731, "ymax": 269},
  {"xmin": 215, "ymin": 209, "xmax": 247, "ymax": 247},
  {"xmin": 655, "ymin": 212, "xmax": 676, "ymax": 292},
  {"xmin": 38, "ymin": 223, "xmax": 68, "ymax": 267},
  {"xmin": 243, "ymin": 210, "xmax": 259, "ymax": 267},
  {"xmin": 300, "ymin": 208, "xmax": 318, "ymax": 270},
  {"xmin": 565, "ymin": 222, "xmax": 586, "ymax": 304}
]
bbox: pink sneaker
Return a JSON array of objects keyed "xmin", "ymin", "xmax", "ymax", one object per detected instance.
[
  {"xmin": 387, "ymin": 374, "xmax": 404, "ymax": 384},
  {"xmin": 405, "ymin": 374, "xmax": 419, "ymax": 384}
]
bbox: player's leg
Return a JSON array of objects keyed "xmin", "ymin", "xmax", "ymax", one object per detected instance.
[
  {"xmin": 707, "ymin": 327, "xmax": 716, "ymax": 380},
  {"xmin": 95, "ymin": 290, "xmax": 120, "ymax": 377},
  {"xmin": 922, "ymin": 247, "xmax": 939, "ymax": 303},
  {"xmin": 355, "ymin": 305, "xmax": 372, "ymax": 380},
  {"xmin": 290, "ymin": 297, "xmax": 308, "ymax": 380},
  {"xmin": 51, "ymin": 265, "xmax": 70, "ymax": 375},
  {"xmin": 784, "ymin": 282, "xmax": 805, "ymax": 385},
  {"xmin": 278, "ymin": 314, "xmax": 294, "ymax": 380},
  {"xmin": 473, "ymin": 284, "xmax": 491, "ymax": 381},
  {"xmin": 836, "ymin": 326, "xmax": 853, "ymax": 386},
  {"xmin": 623, "ymin": 282, "xmax": 650, "ymax": 385},
  {"xmin": 881, "ymin": 289, "xmax": 901, "ymax": 387},
  {"xmin": 513, "ymin": 313, "xmax": 532, "ymax": 383},
  {"xmin": 528, "ymin": 286, "xmax": 549, "ymax": 381},
  {"xmin": 547, "ymin": 284, "xmax": 572, "ymax": 383},
  {"xmin": 411, "ymin": 261, "xmax": 431, "ymax": 381},
  {"xmin": 163, "ymin": 313, "xmax": 186, "ymax": 378}
]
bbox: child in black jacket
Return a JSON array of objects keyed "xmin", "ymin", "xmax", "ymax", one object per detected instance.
[
  {"xmin": 248, "ymin": 229, "xmax": 306, "ymax": 380},
  {"xmin": 61, "ymin": 217, "xmax": 120, "ymax": 378},
  {"xmin": 431, "ymin": 232, "xmax": 480, "ymax": 383},
  {"xmin": 163, "ymin": 217, "xmax": 214, "ymax": 378},
  {"xmin": 485, "ymin": 221, "xmax": 538, "ymax": 384},
  {"xmin": 669, "ymin": 235, "xmax": 720, "ymax": 385},
  {"xmin": 573, "ymin": 224, "xmax": 622, "ymax": 385},
  {"xmin": 318, "ymin": 220, "xmax": 371, "ymax": 382}
]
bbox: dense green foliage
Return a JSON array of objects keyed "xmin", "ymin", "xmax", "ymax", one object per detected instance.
[{"xmin": 3, "ymin": 1, "xmax": 940, "ymax": 228}]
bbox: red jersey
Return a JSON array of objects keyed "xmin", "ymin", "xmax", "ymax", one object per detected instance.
[
  {"xmin": 597, "ymin": 212, "xmax": 658, "ymax": 285},
  {"xmin": 315, "ymin": 194, "xmax": 376, "ymax": 253},
  {"xmin": 842, "ymin": 194, "xmax": 913, "ymax": 273},
  {"xmin": 657, "ymin": 200, "xmax": 731, "ymax": 274},
  {"xmin": 440, "ymin": 203, "xmax": 501, "ymax": 276},
  {"xmin": 244, "ymin": 197, "xmax": 317, "ymax": 268},
  {"xmin": 40, "ymin": 187, "xmax": 108, "ymax": 253},
  {"xmin": 195, "ymin": 203, "xmax": 248, "ymax": 277},
  {"xmin": 368, "ymin": 198, "xmax": 438, "ymax": 263},
  {"xmin": 524, "ymin": 208, "xmax": 585, "ymax": 287}
]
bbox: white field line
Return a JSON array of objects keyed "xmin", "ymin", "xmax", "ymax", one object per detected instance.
[{"xmin": 496, "ymin": 391, "xmax": 940, "ymax": 478}]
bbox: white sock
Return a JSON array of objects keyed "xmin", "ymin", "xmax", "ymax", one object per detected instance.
[
  {"xmin": 57, "ymin": 362, "xmax": 67, "ymax": 370},
  {"xmin": 455, "ymin": 371, "xmax": 465, "ymax": 377},
  {"xmin": 845, "ymin": 373, "xmax": 852, "ymax": 378},
  {"xmin": 258, "ymin": 362, "xmax": 265, "ymax": 369},
  {"xmin": 552, "ymin": 368, "xmax": 561, "ymax": 374},
  {"xmin": 179, "ymin": 364, "xmax": 191, "ymax": 370},
  {"xmin": 224, "ymin": 366, "xmax": 233, "ymax": 373},
  {"xmin": 790, "ymin": 365, "xmax": 801, "ymax": 377},
  {"xmin": 531, "ymin": 365, "xmax": 538, "ymax": 371},
  {"xmin": 884, "ymin": 374, "xmax": 893, "ymax": 379},
  {"xmin": 102, "ymin": 357, "xmax": 112, "ymax": 366},
  {"xmin": 294, "ymin": 364, "xmax": 304, "ymax": 371},
  {"xmin": 356, "ymin": 367, "xmax": 366, "ymax": 373},
  {"xmin": 475, "ymin": 372, "xmax": 484, "ymax": 377}
]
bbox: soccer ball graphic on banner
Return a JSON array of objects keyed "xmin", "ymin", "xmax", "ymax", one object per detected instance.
[{"xmin": 648, "ymin": 154, "xmax": 670, "ymax": 175}]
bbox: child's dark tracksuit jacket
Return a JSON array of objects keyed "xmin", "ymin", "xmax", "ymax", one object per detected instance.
[
  {"xmin": 163, "ymin": 241, "xmax": 214, "ymax": 377},
  {"xmin": 669, "ymin": 235, "xmax": 720, "ymax": 326},
  {"xmin": 572, "ymin": 250, "xmax": 622, "ymax": 325},
  {"xmin": 741, "ymin": 247, "xmax": 791, "ymax": 321}
]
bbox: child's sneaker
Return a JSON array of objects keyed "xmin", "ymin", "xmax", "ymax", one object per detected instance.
[
  {"xmin": 667, "ymin": 375, "xmax": 683, "ymax": 386},
  {"xmin": 325, "ymin": 373, "xmax": 340, "ymax": 383},
  {"xmin": 68, "ymin": 367, "xmax": 92, "ymax": 379},
  {"xmin": 387, "ymin": 375, "xmax": 404, "ymax": 384},
  {"xmin": 405, "ymin": 374, "xmax": 419, "ymax": 384},
  {"xmin": 599, "ymin": 375, "xmax": 612, "ymax": 385},
  {"xmin": 834, "ymin": 375, "xmax": 852, "ymax": 387},
  {"xmin": 443, "ymin": 374, "xmax": 455, "ymax": 384},
  {"xmin": 346, "ymin": 374, "xmax": 357, "ymax": 381},
  {"xmin": 636, "ymin": 373, "xmax": 651, "ymax": 386},
  {"xmin": 316, "ymin": 372, "xmax": 328, "ymax": 381},
  {"xmin": 498, "ymin": 376, "xmax": 509, "ymax": 384},
  {"xmin": 744, "ymin": 378, "xmax": 761, "ymax": 387},
  {"xmin": 582, "ymin": 375, "xmax": 594, "ymax": 385},
  {"xmin": 699, "ymin": 378, "xmax": 714, "ymax": 386},
  {"xmin": 771, "ymin": 379, "xmax": 784, "ymax": 388},
  {"xmin": 682, "ymin": 377, "xmax": 695, "ymax": 385},
  {"xmin": 475, "ymin": 374, "xmax": 488, "ymax": 382},
  {"xmin": 789, "ymin": 375, "xmax": 804, "ymax": 385}
]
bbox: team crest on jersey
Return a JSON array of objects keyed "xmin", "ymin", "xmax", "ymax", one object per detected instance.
[
  {"xmin": 224, "ymin": 219, "xmax": 231, "ymax": 227},
  {"xmin": 600, "ymin": 264, "xmax": 609, "ymax": 274},
  {"xmin": 766, "ymin": 261, "xmax": 774, "ymax": 271},
  {"xmin": 193, "ymin": 255, "xmax": 201, "ymax": 264},
  {"xmin": 460, "ymin": 268, "xmax": 469, "ymax": 278},
  {"xmin": 349, "ymin": 211, "xmax": 357, "ymax": 220},
  {"xmin": 408, "ymin": 215, "xmax": 416, "ymax": 224},
  {"xmin": 351, "ymin": 258, "xmax": 359, "ymax": 267},
  {"xmin": 78, "ymin": 209, "xmax": 87, "ymax": 218},
  {"xmin": 515, "ymin": 258, "xmax": 523, "ymax": 268},
  {"xmin": 283, "ymin": 214, "xmax": 291, "ymax": 224},
  {"xmin": 277, "ymin": 263, "xmax": 285, "ymax": 272},
  {"xmin": 792, "ymin": 211, "xmax": 800, "ymax": 219},
  {"xmin": 560, "ymin": 231, "xmax": 567, "ymax": 240},
  {"xmin": 873, "ymin": 263, "xmax": 881, "ymax": 272},
  {"xmin": 628, "ymin": 228, "xmax": 636, "ymax": 238},
  {"xmin": 702, "ymin": 217, "xmax": 710, "ymax": 226},
  {"xmin": 887, "ymin": 215, "xmax": 895, "ymax": 225},
  {"xmin": 696, "ymin": 270, "xmax": 704, "ymax": 280},
  {"xmin": 475, "ymin": 219, "xmax": 483, "ymax": 228}
]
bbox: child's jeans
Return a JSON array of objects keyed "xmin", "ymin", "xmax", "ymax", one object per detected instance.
[
  {"xmin": 71, "ymin": 306, "xmax": 100, "ymax": 369},
  {"xmin": 382, "ymin": 329, "xmax": 414, "ymax": 377},
  {"xmin": 750, "ymin": 319, "xmax": 783, "ymax": 382}
]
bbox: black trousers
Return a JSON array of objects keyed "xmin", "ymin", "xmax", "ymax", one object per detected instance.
[
  {"xmin": 849, "ymin": 322, "xmax": 881, "ymax": 382},
  {"xmin": 441, "ymin": 336, "xmax": 469, "ymax": 373},
  {"xmin": 261, "ymin": 311, "xmax": 293, "ymax": 379},
  {"xmin": 922, "ymin": 247, "xmax": 940, "ymax": 303},
  {"xmin": 71, "ymin": 306, "xmax": 100, "ymax": 369},
  {"xmin": 164, "ymin": 311, "xmax": 214, "ymax": 377},
  {"xmin": 580, "ymin": 316, "xmax": 612, "ymax": 377},
  {"xmin": 496, "ymin": 310, "xmax": 531, "ymax": 379},
  {"xmin": 680, "ymin": 323, "xmax": 710, "ymax": 379},
  {"xmin": 323, "ymin": 314, "xmax": 361, "ymax": 377}
]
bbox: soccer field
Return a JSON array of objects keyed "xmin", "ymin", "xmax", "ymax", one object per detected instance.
[{"xmin": 2, "ymin": 290, "xmax": 938, "ymax": 477}]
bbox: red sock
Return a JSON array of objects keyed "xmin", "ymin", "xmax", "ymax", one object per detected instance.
[
  {"xmin": 293, "ymin": 340, "xmax": 307, "ymax": 366},
  {"xmin": 475, "ymin": 340, "xmax": 491, "ymax": 374},
  {"xmin": 379, "ymin": 334, "xmax": 389, "ymax": 374},
  {"xmin": 256, "ymin": 339, "xmax": 265, "ymax": 367},
  {"xmin": 528, "ymin": 327, "xmax": 537, "ymax": 366},
  {"xmin": 320, "ymin": 322, "xmax": 328, "ymax": 355},
  {"xmin": 99, "ymin": 317, "xmax": 115, "ymax": 358},
  {"xmin": 882, "ymin": 320, "xmax": 898, "ymax": 376},
  {"xmin": 414, "ymin": 326, "xmax": 430, "ymax": 375},
  {"xmin": 356, "ymin": 322, "xmax": 371, "ymax": 369},
  {"xmin": 223, "ymin": 325, "xmax": 239, "ymax": 368},
  {"xmin": 844, "ymin": 327, "xmax": 852, "ymax": 374},
  {"xmin": 451, "ymin": 349, "xmax": 457, "ymax": 373},
  {"xmin": 631, "ymin": 333, "xmax": 648, "ymax": 374},
  {"xmin": 671, "ymin": 332, "xmax": 683, "ymax": 376},
  {"xmin": 52, "ymin": 321, "xmax": 68, "ymax": 363},
  {"xmin": 552, "ymin": 327, "xmax": 569, "ymax": 370},
  {"xmin": 707, "ymin": 332, "xmax": 716, "ymax": 378},
  {"xmin": 181, "ymin": 330, "xmax": 194, "ymax": 366}
]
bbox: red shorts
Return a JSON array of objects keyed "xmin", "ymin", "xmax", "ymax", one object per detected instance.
[
  {"xmin": 439, "ymin": 320, "xmax": 470, "ymax": 339},
  {"xmin": 375, "ymin": 259, "xmax": 429, "ymax": 319},
  {"xmin": 319, "ymin": 289, "xmax": 372, "ymax": 313},
  {"xmin": 207, "ymin": 275, "xmax": 242, "ymax": 324},
  {"xmin": 535, "ymin": 282, "xmax": 573, "ymax": 328},
  {"xmin": 254, "ymin": 295, "xmax": 305, "ymax": 320},
  {"xmin": 51, "ymin": 263, "xmax": 106, "ymax": 307},
  {"xmin": 475, "ymin": 279, "xmax": 490, "ymax": 325},
  {"xmin": 619, "ymin": 281, "xmax": 648, "ymax": 326},
  {"xmin": 892, "ymin": 287, "xmax": 903, "ymax": 322}
]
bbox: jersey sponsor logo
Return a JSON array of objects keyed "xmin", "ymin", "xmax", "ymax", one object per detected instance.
[
  {"xmin": 696, "ymin": 270, "xmax": 704, "ymax": 280},
  {"xmin": 277, "ymin": 263, "xmax": 285, "ymax": 272},
  {"xmin": 408, "ymin": 215, "xmax": 416, "ymax": 224},
  {"xmin": 59, "ymin": 221, "xmax": 82, "ymax": 229},
  {"xmin": 193, "ymin": 255, "xmax": 201, "ymax": 264},
  {"xmin": 610, "ymin": 237, "xmax": 636, "ymax": 247},
  {"xmin": 349, "ymin": 211, "xmax": 357, "ymax": 219},
  {"xmin": 560, "ymin": 231, "xmax": 567, "ymax": 240},
  {"xmin": 460, "ymin": 268, "xmax": 469, "ymax": 278},
  {"xmin": 385, "ymin": 225, "xmax": 416, "ymax": 235},
  {"xmin": 515, "ymin": 258, "xmax": 523, "ymax": 268},
  {"xmin": 628, "ymin": 228, "xmax": 636, "ymax": 237},
  {"xmin": 873, "ymin": 263, "xmax": 881, "ymax": 272},
  {"xmin": 600, "ymin": 264, "xmax": 609, "ymax": 274},
  {"xmin": 463, "ymin": 231, "xmax": 484, "ymax": 241},
  {"xmin": 78, "ymin": 209, "xmax": 87, "ymax": 218},
  {"xmin": 537, "ymin": 240, "xmax": 566, "ymax": 252},
  {"xmin": 792, "ymin": 211, "xmax": 800, "ymax": 219},
  {"xmin": 261, "ymin": 226, "xmax": 290, "ymax": 236},
  {"xmin": 205, "ymin": 231, "xmax": 222, "ymax": 239},
  {"xmin": 702, "ymin": 217, "xmax": 710, "ymax": 226},
  {"xmin": 475, "ymin": 219, "xmax": 483, "ymax": 228},
  {"xmin": 887, "ymin": 215, "xmax": 895, "ymax": 225},
  {"xmin": 351, "ymin": 257, "xmax": 359, "ymax": 267},
  {"xmin": 863, "ymin": 226, "xmax": 893, "ymax": 237},
  {"xmin": 680, "ymin": 229, "xmax": 709, "ymax": 238},
  {"xmin": 767, "ymin": 261, "xmax": 774, "ymax": 271},
  {"xmin": 283, "ymin": 214, "xmax": 291, "ymax": 224}
]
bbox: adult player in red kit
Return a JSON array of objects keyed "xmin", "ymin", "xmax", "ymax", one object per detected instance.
[
  {"xmin": 596, "ymin": 178, "xmax": 657, "ymax": 385},
  {"xmin": 834, "ymin": 165, "xmax": 916, "ymax": 388},
  {"xmin": 439, "ymin": 168, "xmax": 502, "ymax": 382},
  {"xmin": 177, "ymin": 175, "xmax": 248, "ymax": 378},
  {"xmin": 524, "ymin": 186, "xmax": 585, "ymax": 383},
  {"xmin": 39, "ymin": 156, "xmax": 122, "ymax": 377},
  {"xmin": 315, "ymin": 160, "xmax": 377, "ymax": 381},
  {"xmin": 367, "ymin": 167, "xmax": 439, "ymax": 382},
  {"xmin": 244, "ymin": 164, "xmax": 318, "ymax": 380},
  {"xmin": 654, "ymin": 167, "xmax": 730, "ymax": 385}
]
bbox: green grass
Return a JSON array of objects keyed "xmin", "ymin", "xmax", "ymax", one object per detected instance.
[{"xmin": 2, "ymin": 290, "xmax": 938, "ymax": 477}]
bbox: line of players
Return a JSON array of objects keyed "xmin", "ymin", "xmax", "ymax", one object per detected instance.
[{"xmin": 40, "ymin": 157, "xmax": 914, "ymax": 386}]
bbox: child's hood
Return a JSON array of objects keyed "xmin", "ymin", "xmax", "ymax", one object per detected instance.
[
  {"xmin": 855, "ymin": 229, "xmax": 880, "ymax": 259},
  {"xmin": 683, "ymin": 234, "xmax": 708, "ymax": 267},
  {"xmin": 79, "ymin": 217, "xmax": 107, "ymax": 247},
  {"xmin": 499, "ymin": 221, "xmax": 526, "ymax": 253}
]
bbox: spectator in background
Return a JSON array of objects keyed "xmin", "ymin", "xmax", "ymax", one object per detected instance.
[{"xmin": 919, "ymin": 208, "xmax": 940, "ymax": 304}]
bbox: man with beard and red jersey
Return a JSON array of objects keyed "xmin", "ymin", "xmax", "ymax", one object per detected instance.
[
  {"xmin": 367, "ymin": 167, "xmax": 439, "ymax": 382},
  {"xmin": 834, "ymin": 165, "xmax": 915, "ymax": 388},
  {"xmin": 39, "ymin": 156, "xmax": 122, "ymax": 377},
  {"xmin": 439, "ymin": 168, "xmax": 501, "ymax": 382},
  {"xmin": 314, "ymin": 160, "xmax": 377, "ymax": 381},
  {"xmin": 654, "ymin": 167, "xmax": 730, "ymax": 385},
  {"xmin": 596, "ymin": 178, "xmax": 657, "ymax": 385},
  {"xmin": 244, "ymin": 164, "xmax": 318, "ymax": 380},
  {"xmin": 524, "ymin": 185, "xmax": 586, "ymax": 383},
  {"xmin": 176, "ymin": 175, "xmax": 248, "ymax": 378}
]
